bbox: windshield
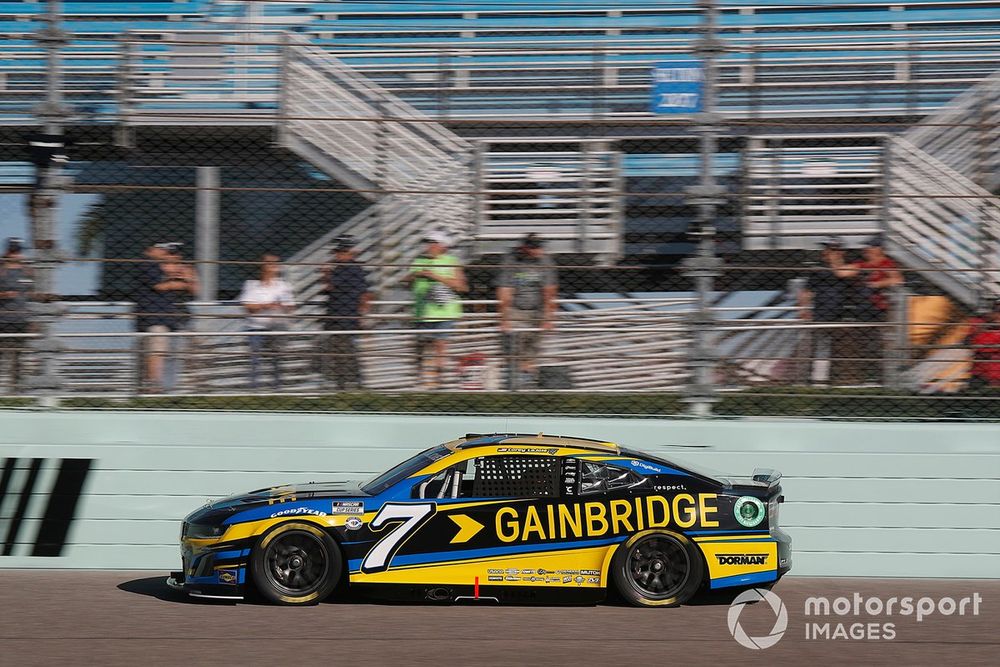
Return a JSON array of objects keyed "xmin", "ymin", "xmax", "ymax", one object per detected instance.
[{"xmin": 361, "ymin": 445, "xmax": 450, "ymax": 495}]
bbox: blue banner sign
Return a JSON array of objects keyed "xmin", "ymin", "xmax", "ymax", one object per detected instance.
[{"xmin": 651, "ymin": 62, "xmax": 704, "ymax": 114}]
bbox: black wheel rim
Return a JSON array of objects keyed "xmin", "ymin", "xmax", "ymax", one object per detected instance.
[
  {"xmin": 264, "ymin": 531, "xmax": 329, "ymax": 596},
  {"xmin": 625, "ymin": 535, "xmax": 690, "ymax": 600}
]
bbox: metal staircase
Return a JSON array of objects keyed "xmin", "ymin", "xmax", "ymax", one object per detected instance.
[
  {"xmin": 903, "ymin": 71, "xmax": 1000, "ymax": 192},
  {"xmin": 885, "ymin": 73, "xmax": 1000, "ymax": 307},
  {"xmin": 884, "ymin": 137, "xmax": 1000, "ymax": 307},
  {"xmin": 277, "ymin": 34, "xmax": 476, "ymax": 295}
]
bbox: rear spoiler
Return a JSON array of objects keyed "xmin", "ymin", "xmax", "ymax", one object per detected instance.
[{"xmin": 752, "ymin": 468, "xmax": 782, "ymax": 488}]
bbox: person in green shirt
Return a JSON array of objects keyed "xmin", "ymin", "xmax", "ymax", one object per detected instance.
[{"xmin": 402, "ymin": 232, "xmax": 468, "ymax": 389}]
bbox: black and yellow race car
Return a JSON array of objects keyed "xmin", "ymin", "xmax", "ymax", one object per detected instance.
[{"xmin": 168, "ymin": 433, "xmax": 791, "ymax": 606}]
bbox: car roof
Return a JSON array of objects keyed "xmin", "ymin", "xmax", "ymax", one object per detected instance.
[{"xmin": 446, "ymin": 433, "xmax": 620, "ymax": 455}]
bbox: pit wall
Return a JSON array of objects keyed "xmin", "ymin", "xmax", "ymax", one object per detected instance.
[{"xmin": 0, "ymin": 411, "xmax": 997, "ymax": 577}]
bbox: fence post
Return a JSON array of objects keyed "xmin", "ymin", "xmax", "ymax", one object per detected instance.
[
  {"xmin": 195, "ymin": 167, "xmax": 220, "ymax": 302},
  {"xmin": 681, "ymin": 0, "xmax": 726, "ymax": 417},
  {"xmin": 26, "ymin": 0, "xmax": 70, "ymax": 408},
  {"xmin": 886, "ymin": 285, "xmax": 910, "ymax": 390},
  {"xmin": 373, "ymin": 94, "xmax": 390, "ymax": 295},
  {"xmin": 786, "ymin": 277, "xmax": 809, "ymax": 384}
]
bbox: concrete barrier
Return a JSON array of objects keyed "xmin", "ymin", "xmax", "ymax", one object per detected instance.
[{"xmin": 1, "ymin": 411, "xmax": 997, "ymax": 577}]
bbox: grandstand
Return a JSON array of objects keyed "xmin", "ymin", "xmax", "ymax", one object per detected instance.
[{"xmin": 0, "ymin": 1, "xmax": 998, "ymax": 399}]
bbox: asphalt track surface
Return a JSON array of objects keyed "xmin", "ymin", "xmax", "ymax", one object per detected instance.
[{"xmin": 0, "ymin": 573, "xmax": 995, "ymax": 666}]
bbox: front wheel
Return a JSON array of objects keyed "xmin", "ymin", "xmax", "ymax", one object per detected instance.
[
  {"xmin": 612, "ymin": 530, "xmax": 703, "ymax": 607},
  {"xmin": 251, "ymin": 522, "xmax": 342, "ymax": 605}
]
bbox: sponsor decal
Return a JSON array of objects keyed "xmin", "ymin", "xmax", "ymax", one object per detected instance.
[
  {"xmin": 506, "ymin": 568, "xmax": 520, "ymax": 575},
  {"xmin": 344, "ymin": 517, "xmax": 363, "ymax": 530},
  {"xmin": 269, "ymin": 507, "xmax": 328, "ymax": 519},
  {"xmin": 332, "ymin": 501, "xmax": 364, "ymax": 515},
  {"xmin": 630, "ymin": 460, "xmax": 663, "ymax": 473},
  {"xmin": 487, "ymin": 569, "xmax": 504, "ymax": 575},
  {"xmin": 562, "ymin": 575, "xmax": 573, "ymax": 583},
  {"xmin": 586, "ymin": 577, "xmax": 600, "ymax": 584},
  {"xmin": 0, "ymin": 458, "xmax": 94, "ymax": 558},
  {"xmin": 494, "ymin": 494, "xmax": 720, "ymax": 543},
  {"xmin": 654, "ymin": 485, "xmax": 687, "ymax": 492},
  {"xmin": 218, "ymin": 570, "xmax": 238, "ymax": 584},
  {"xmin": 505, "ymin": 576, "xmax": 519, "ymax": 582},
  {"xmin": 546, "ymin": 576, "xmax": 561, "ymax": 583},
  {"xmin": 488, "ymin": 575, "xmax": 503, "ymax": 582},
  {"xmin": 716, "ymin": 553, "xmax": 769, "ymax": 566},
  {"xmin": 580, "ymin": 569, "xmax": 600, "ymax": 576},
  {"xmin": 497, "ymin": 447, "xmax": 559, "ymax": 455},
  {"xmin": 521, "ymin": 569, "xmax": 535, "ymax": 575},
  {"xmin": 537, "ymin": 568, "xmax": 549, "ymax": 575},
  {"xmin": 557, "ymin": 570, "xmax": 578, "ymax": 575},
  {"xmin": 734, "ymin": 496, "xmax": 766, "ymax": 528},
  {"xmin": 574, "ymin": 576, "xmax": 585, "ymax": 584}
]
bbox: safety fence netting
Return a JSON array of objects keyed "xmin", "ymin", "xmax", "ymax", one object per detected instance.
[{"xmin": 0, "ymin": 22, "xmax": 998, "ymax": 420}]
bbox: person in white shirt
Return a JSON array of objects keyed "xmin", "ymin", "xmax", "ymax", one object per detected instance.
[{"xmin": 239, "ymin": 254, "xmax": 295, "ymax": 390}]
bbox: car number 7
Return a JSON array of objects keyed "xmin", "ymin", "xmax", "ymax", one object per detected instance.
[{"xmin": 360, "ymin": 503, "xmax": 436, "ymax": 573}]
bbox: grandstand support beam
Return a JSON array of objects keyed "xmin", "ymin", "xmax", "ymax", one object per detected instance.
[
  {"xmin": 196, "ymin": 167, "xmax": 221, "ymax": 302},
  {"xmin": 682, "ymin": 0, "xmax": 726, "ymax": 417},
  {"xmin": 114, "ymin": 34, "xmax": 135, "ymax": 148}
]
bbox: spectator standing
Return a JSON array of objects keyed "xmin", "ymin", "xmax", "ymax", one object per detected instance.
[
  {"xmin": 0, "ymin": 238, "xmax": 33, "ymax": 392},
  {"xmin": 847, "ymin": 236, "xmax": 903, "ymax": 321},
  {"xmin": 842, "ymin": 236, "xmax": 904, "ymax": 381},
  {"xmin": 966, "ymin": 299, "xmax": 1000, "ymax": 391},
  {"xmin": 797, "ymin": 237, "xmax": 869, "ymax": 385},
  {"xmin": 403, "ymin": 232, "xmax": 467, "ymax": 390},
  {"xmin": 497, "ymin": 234, "xmax": 558, "ymax": 389},
  {"xmin": 240, "ymin": 253, "xmax": 295, "ymax": 390},
  {"xmin": 319, "ymin": 237, "xmax": 371, "ymax": 390},
  {"xmin": 134, "ymin": 242, "xmax": 198, "ymax": 393}
]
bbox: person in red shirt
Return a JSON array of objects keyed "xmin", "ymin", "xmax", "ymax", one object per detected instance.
[
  {"xmin": 838, "ymin": 236, "xmax": 904, "ymax": 383},
  {"xmin": 967, "ymin": 299, "xmax": 1000, "ymax": 391},
  {"xmin": 853, "ymin": 236, "xmax": 904, "ymax": 319}
]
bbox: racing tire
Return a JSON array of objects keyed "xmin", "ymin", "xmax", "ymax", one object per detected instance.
[
  {"xmin": 611, "ymin": 530, "xmax": 703, "ymax": 608},
  {"xmin": 251, "ymin": 522, "xmax": 342, "ymax": 606}
]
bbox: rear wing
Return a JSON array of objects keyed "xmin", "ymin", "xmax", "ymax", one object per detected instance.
[{"xmin": 752, "ymin": 468, "xmax": 782, "ymax": 488}]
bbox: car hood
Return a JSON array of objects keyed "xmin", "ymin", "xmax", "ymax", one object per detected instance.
[{"xmin": 185, "ymin": 480, "xmax": 369, "ymax": 524}]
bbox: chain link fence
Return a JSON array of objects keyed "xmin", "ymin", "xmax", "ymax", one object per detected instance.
[{"xmin": 0, "ymin": 2, "xmax": 998, "ymax": 419}]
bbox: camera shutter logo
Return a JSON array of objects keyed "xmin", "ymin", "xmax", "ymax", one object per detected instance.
[{"xmin": 728, "ymin": 588, "xmax": 788, "ymax": 650}]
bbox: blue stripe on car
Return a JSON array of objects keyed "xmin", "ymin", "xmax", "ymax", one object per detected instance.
[{"xmin": 710, "ymin": 570, "xmax": 778, "ymax": 589}]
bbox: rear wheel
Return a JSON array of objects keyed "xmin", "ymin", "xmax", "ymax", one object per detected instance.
[
  {"xmin": 251, "ymin": 522, "xmax": 342, "ymax": 605},
  {"xmin": 612, "ymin": 530, "xmax": 702, "ymax": 607}
]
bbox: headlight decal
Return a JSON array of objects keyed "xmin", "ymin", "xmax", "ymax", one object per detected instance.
[
  {"xmin": 185, "ymin": 523, "xmax": 226, "ymax": 539},
  {"xmin": 734, "ymin": 496, "xmax": 766, "ymax": 528}
]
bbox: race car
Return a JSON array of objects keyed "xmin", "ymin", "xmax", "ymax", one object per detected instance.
[{"xmin": 167, "ymin": 433, "xmax": 791, "ymax": 606}]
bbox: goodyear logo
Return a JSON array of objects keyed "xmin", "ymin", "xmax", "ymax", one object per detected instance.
[
  {"xmin": 494, "ymin": 494, "xmax": 719, "ymax": 542},
  {"xmin": 716, "ymin": 553, "xmax": 769, "ymax": 566}
]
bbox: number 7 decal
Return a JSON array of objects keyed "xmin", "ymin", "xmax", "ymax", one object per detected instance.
[{"xmin": 360, "ymin": 503, "xmax": 436, "ymax": 574}]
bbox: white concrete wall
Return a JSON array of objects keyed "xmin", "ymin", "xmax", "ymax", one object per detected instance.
[{"xmin": 1, "ymin": 411, "xmax": 997, "ymax": 576}]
